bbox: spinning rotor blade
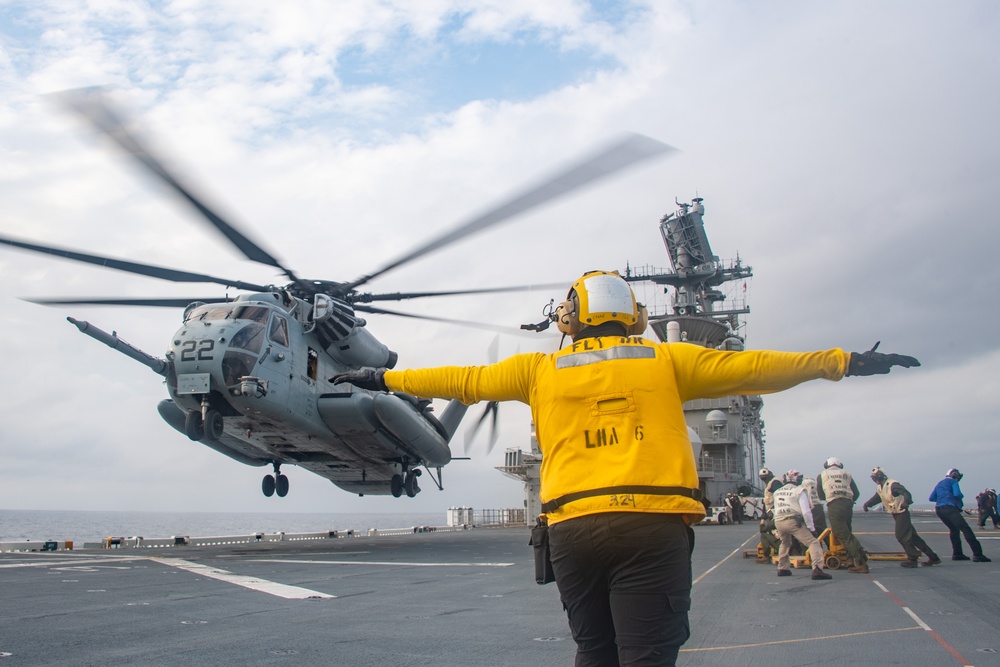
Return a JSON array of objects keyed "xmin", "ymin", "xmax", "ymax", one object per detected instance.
[
  {"xmin": 465, "ymin": 401, "xmax": 500, "ymax": 455},
  {"xmin": 353, "ymin": 304, "xmax": 535, "ymax": 336},
  {"xmin": 0, "ymin": 234, "xmax": 270, "ymax": 291},
  {"xmin": 26, "ymin": 297, "xmax": 231, "ymax": 308},
  {"xmin": 348, "ymin": 133, "xmax": 676, "ymax": 290},
  {"xmin": 358, "ymin": 281, "xmax": 567, "ymax": 302},
  {"xmin": 466, "ymin": 334, "xmax": 501, "ymax": 454},
  {"xmin": 54, "ymin": 88, "xmax": 302, "ymax": 285}
]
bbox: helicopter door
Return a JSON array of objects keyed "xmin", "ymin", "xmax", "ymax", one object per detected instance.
[{"xmin": 253, "ymin": 313, "xmax": 291, "ymax": 407}]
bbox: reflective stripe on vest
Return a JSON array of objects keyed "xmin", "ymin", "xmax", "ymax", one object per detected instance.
[{"xmin": 556, "ymin": 345, "xmax": 656, "ymax": 369}]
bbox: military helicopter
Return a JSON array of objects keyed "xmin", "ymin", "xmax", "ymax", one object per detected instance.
[{"xmin": 1, "ymin": 89, "xmax": 671, "ymax": 500}]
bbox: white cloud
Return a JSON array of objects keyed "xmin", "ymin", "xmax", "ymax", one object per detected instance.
[{"xmin": 1, "ymin": 0, "xmax": 998, "ymax": 521}]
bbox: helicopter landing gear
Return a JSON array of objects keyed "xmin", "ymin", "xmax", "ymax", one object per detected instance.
[
  {"xmin": 262, "ymin": 463, "xmax": 289, "ymax": 498},
  {"xmin": 203, "ymin": 409, "xmax": 224, "ymax": 441},
  {"xmin": 184, "ymin": 401, "xmax": 224, "ymax": 442},
  {"xmin": 405, "ymin": 469, "xmax": 421, "ymax": 497},
  {"xmin": 390, "ymin": 467, "xmax": 421, "ymax": 498}
]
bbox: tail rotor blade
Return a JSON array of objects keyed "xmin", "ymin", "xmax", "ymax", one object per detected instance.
[{"xmin": 464, "ymin": 401, "xmax": 500, "ymax": 455}]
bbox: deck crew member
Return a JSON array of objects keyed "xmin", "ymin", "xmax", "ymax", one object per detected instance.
[
  {"xmin": 801, "ymin": 475, "xmax": 827, "ymax": 538},
  {"xmin": 725, "ymin": 492, "xmax": 743, "ymax": 524},
  {"xmin": 773, "ymin": 470, "xmax": 832, "ymax": 580},
  {"xmin": 818, "ymin": 457, "xmax": 870, "ymax": 574},
  {"xmin": 976, "ymin": 488, "xmax": 999, "ymax": 529},
  {"xmin": 863, "ymin": 467, "xmax": 941, "ymax": 567},
  {"xmin": 930, "ymin": 469, "xmax": 991, "ymax": 562},
  {"xmin": 760, "ymin": 467, "xmax": 784, "ymax": 514},
  {"xmin": 757, "ymin": 511, "xmax": 781, "ymax": 563},
  {"xmin": 332, "ymin": 270, "xmax": 919, "ymax": 667}
]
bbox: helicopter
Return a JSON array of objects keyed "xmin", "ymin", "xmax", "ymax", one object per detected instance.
[{"xmin": 1, "ymin": 89, "xmax": 672, "ymax": 500}]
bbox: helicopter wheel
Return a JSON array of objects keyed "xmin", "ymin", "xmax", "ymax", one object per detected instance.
[
  {"xmin": 390, "ymin": 474, "xmax": 404, "ymax": 498},
  {"xmin": 204, "ymin": 409, "xmax": 224, "ymax": 441},
  {"xmin": 262, "ymin": 474, "xmax": 276, "ymax": 497},
  {"xmin": 275, "ymin": 474, "xmax": 289, "ymax": 498},
  {"xmin": 404, "ymin": 470, "xmax": 421, "ymax": 498},
  {"xmin": 184, "ymin": 411, "xmax": 204, "ymax": 441}
]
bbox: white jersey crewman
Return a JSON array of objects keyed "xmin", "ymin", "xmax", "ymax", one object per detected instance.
[{"xmin": 772, "ymin": 469, "xmax": 832, "ymax": 580}]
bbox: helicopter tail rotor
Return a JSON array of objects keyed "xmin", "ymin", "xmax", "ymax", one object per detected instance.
[{"xmin": 465, "ymin": 335, "xmax": 503, "ymax": 455}]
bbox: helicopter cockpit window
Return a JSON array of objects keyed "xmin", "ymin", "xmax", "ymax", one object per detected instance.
[
  {"xmin": 184, "ymin": 305, "xmax": 232, "ymax": 322},
  {"xmin": 221, "ymin": 351, "xmax": 256, "ymax": 388},
  {"xmin": 229, "ymin": 322, "xmax": 266, "ymax": 354},
  {"xmin": 232, "ymin": 306, "xmax": 270, "ymax": 324},
  {"xmin": 269, "ymin": 315, "xmax": 289, "ymax": 346}
]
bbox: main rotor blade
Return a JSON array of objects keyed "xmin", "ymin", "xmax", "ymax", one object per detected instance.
[
  {"xmin": 25, "ymin": 297, "xmax": 231, "ymax": 308},
  {"xmin": 348, "ymin": 133, "xmax": 676, "ymax": 290},
  {"xmin": 353, "ymin": 304, "xmax": 537, "ymax": 337},
  {"xmin": 53, "ymin": 88, "xmax": 302, "ymax": 285},
  {"xmin": 357, "ymin": 281, "xmax": 567, "ymax": 302},
  {"xmin": 0, "ymin": 234, "xmax": 270, "ymax": 291}
]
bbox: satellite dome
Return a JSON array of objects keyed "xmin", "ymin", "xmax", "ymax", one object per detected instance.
[{"xmin": 706, "ymin": 410, "xmax": 728, "ymax": 428}]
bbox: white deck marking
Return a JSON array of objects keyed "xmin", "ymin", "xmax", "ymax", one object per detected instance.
[
  {"xmin": 250, "ymin": 559, "xmax": 514, "ymax": 567},
  {"xmin": 693, "ymin": 533, "xmax": 757, "ymax": 586},
  {"xmin": 156, "ymin": 558, "xmax": 335, "ymax": 599}
]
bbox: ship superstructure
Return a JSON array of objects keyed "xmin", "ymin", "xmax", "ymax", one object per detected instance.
[
  {"xmin": 623, "ymin": 198, "xmax": 763, "ymax": 505},
  {"xmin": 498, "ymin": 197, "xmax": 764, "ymax": 514}
]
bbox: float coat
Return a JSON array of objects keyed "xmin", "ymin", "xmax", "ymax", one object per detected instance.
[{"xmin": 386, "ymin": 337, "xmax": 848, "ymax": 526}]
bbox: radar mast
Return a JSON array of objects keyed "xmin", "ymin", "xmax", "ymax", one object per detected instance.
[{"xmin": 625, "ymin": 198, "xmax": 765, "ymax": 508}]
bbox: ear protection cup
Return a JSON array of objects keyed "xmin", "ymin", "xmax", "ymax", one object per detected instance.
[
  {"xmin": 559, "ymin": 271, "xmax": 643, "ymax": 336},
  {"xmin": 555, "ymin": 298, "xmax": 581, "ymax": 336}
]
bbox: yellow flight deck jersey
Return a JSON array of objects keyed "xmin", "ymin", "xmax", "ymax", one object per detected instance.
[{"xmin": 385, "ymin": 337, "xmax": 849, "ymax": 526}]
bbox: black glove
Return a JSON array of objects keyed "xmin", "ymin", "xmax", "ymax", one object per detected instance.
[
  {"xmin": 846, "ymin": 341, "xmax": 920, "ymax": 376},
  {"xmin": 329, "ymin": 368, "xmax": 388, "ymax": 391},
  {"xmin": 863, "ymin": 505, "xmax": 869, "ymax": 512}
]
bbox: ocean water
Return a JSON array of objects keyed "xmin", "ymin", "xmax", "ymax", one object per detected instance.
[{"xmin": 0, "ymin": 509, "xmax": 445, "ymax": 545}]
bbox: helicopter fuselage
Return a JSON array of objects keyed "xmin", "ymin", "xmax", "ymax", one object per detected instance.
[{"xmin": 153, "ymin": 292, "xmax": 459, "ymax": 497}]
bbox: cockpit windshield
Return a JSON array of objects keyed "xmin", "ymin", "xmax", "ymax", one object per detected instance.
[
  {"xmin": 230, "ymin": 322, "xmax": 266, "ymax": 353},
  {"xmin": 183, "ymin": 304, "xmax": 271, "ymax": 323}
]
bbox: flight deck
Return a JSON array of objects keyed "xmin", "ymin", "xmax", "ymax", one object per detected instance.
[{"xmin": 2, "ymin": 512, "xmax": 998, "ymax": 666}]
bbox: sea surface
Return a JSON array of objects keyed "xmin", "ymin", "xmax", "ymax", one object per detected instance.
[{"xmin": 0, "ymin": 509, "xmax": 445, "ymax": 545}]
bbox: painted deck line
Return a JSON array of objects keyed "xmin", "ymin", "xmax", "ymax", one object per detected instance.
[
  {"xmin": 872, "ymin": 578, "xmax": 973, "ymax": 667},
  {"xmin": 156, "ymin": 558, "xmax": 336, "ymax": 600},
  {"xmin": 250, "ymin": 558, "xmax": 514, "ymax": 567}
]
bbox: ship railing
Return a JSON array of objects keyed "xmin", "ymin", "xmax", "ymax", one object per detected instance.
[
  {"xmin": 1, "ymin": 510, "xmax": 530, "ymax": 552},
  {"xmin": 696, "ymin": 458, "xmax": 746, "ymax": 475}
]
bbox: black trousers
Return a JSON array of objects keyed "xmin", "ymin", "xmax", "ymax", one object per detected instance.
[
  {"xmin": 978, "ymin": 506, "xmax": 999, "ymax": 527},
  {"xmin": 935, "ymin": 505, "xmax": 984, "ymax": 558},
  {"xmin": 892, "ymin": 510, "xmax": 937, "ymax": 560},
  {"xmin": 549, "ymin": 513, "xmax": 693, "ymax": 667}
]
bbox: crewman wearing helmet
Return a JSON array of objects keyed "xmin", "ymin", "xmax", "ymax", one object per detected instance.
[
  {"xmin": 801, "ymin": 475, "xmax": 827, "ymax": 538},
  {"xmin": 772, "ymin": 470, "xmax": 832, "ymax": 580},
  {"xmin": 929, "ymin": 469, "xmax": 991, "ymax": 562},
  {"xmin": 975, "ymin": 488, "xmax": 999, "ymax": 529},
  {"xmin": 332, "ymin": 270, "xmax": 919, "ymax": 666},
  {"xmin": 817, "ymin": 457, "xmax": 870, "ymax": 573},
  {"xmin": 759, "ymin": 467, "xmax": 784, "ymax": 514},
  {"xmin": 863, "ymin": 467, "xmax": 941, "ymax": 567}
]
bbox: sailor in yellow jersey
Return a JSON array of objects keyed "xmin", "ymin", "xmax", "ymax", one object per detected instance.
[{"xmin": 332, "ymin": 270, "xmax": 920, "ymax": 667}]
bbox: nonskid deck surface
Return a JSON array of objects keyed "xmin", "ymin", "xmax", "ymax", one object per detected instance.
[{"xmin": 1, "ymin": 513, "xmax": 998, "ymax": 666}]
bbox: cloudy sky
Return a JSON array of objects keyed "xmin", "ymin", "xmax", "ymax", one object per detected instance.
[{"xmin": 1, "ymin": 1, "xmax": 998, "ymax": 522}]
